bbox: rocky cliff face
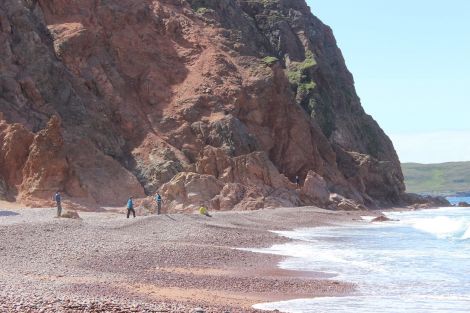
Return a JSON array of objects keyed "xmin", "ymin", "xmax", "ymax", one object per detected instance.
[{"xmin": 0, "ymin": 0, "xmax": 405, "ymax": 210}]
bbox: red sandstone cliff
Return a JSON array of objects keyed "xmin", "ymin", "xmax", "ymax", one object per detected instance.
[{"xmin": 0, "ymin": 0, "xmax": 406, "ymax": 210}]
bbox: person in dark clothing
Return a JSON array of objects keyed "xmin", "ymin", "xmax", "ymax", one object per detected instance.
[
  {"xmin": 127, "ymin": 197, "xmax": 136, "ymax": 218},
  {"xmin": 295, "ymin": 175, "xmax": 300, "ymax": 188},
  {"xmin": 155, "ymin": 193, "xmax": 163, "ymax": 215},
  {"xmin": 54, "ymin": 191, "xmax": 62, "ymax": 217}
]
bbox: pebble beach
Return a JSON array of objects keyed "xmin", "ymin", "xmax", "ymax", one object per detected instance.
[{"xmin": 0, "ymin": 205, "xmax": 367, "ymax": 312}]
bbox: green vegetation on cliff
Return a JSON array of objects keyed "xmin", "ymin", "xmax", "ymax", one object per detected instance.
[
  {"xmin": 262, "ymin": 56, "xmax": 279, "ymax": 66},
  {"xmin": 286, "ymin": 51, "xmax": 317, "ymax": 87},
  {"xmin": 402, "ymin": 162, "xmax": 470, "ymax": 195}
]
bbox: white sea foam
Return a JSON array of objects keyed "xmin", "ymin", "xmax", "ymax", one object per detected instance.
[
  {"xmin": 271, "ymin": 229, "xmax": 319, "ymax": 242},
  {"xmin": 253, "ymin": 295, "xmax": 470, "ymax": 313},
  {"xmin": 361, "ymin": 215, "xmax": 376, "ymax": 222},
  {"xmin": 412, "ymin": 216, "xmax": 470, "ymax": 240},
  {"xmin": 385, "ymin": 209, "xmax": 470, "ymax": 240},
  {"xmin": 462, "ymin": 227, "xmax": 470, "ymax": 240},
  {"xmin": 250, "ymin": 207, "xmax": 470, "ymax": 312}
]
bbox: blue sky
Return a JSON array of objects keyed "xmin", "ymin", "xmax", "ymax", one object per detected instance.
[{"xmin": 307, "ymin": 0, "xmax": 470, "ymax": 163}]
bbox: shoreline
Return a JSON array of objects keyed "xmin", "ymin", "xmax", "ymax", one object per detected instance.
[{"xmin": 0, "ymin": 205, "xmax": 390, "ymax": 312}]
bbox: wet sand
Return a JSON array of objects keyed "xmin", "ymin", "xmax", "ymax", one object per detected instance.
[{"xmin": 0, "ymin": 205, "xmax": 378, "ymax": 312}]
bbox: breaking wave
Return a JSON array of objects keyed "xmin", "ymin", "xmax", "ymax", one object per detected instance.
[
  {"xmin": 250, "ymin": 207, "xmax": 470, "ymax": 312},
  {"xmin": 411, "ymin": 216, "xmax": 470, "ymax": 240},
  {"xmin": 385, "ymin": 208, "xmax": 470, "ymax": 241}
]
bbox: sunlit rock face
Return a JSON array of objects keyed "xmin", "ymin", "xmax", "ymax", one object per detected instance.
[{"xmin": 0, "ymin": 0, "xmax": 404, "ymax": 210}]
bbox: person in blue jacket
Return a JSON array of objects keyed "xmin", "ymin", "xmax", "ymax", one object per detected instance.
[
  {"xmin": 54, "ymin": 191, "xmax": 62, "ymax": 217},
  {"xmin": 126, "ymin": 196, "xmax": 136, "ymax": 218},
  {"xmin": 155, "ymin": 193, "xmax": 163, "ymax": 215}
]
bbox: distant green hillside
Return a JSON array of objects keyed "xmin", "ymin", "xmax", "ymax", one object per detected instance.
[{"xmin": 402, "ymin": 162, "xmax": 470, "ymax": 195}]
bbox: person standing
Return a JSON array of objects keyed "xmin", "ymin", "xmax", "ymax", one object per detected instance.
[
  {"xmin": 155, "ymin": 193, "xmax": 163, "ymax": 215},
  {"xmin": 295, "ymin": 175, "xmax": 300, "ymax": 188},
  {"xmin": 54, "ymin": 191, "xmax": 62, "ymax": 217},
  {"xmin": 127, "ymin": 196, "xmax": 136, "ymax": 218}
]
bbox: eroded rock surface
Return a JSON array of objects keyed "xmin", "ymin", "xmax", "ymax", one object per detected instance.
[{"xmin": 0, "ymin": 0, "xmax": 407, "ymax": 210}]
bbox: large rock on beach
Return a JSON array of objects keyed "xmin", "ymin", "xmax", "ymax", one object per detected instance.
[
  {"xmin": 371, "ymin": 215, "xmax": 394, "ymax": 222},
  {"xmin": 402, "ymin": 193, "xmax": 451, "ymax": 209},
  {"xmin": 328, "ymin": 193, "xmax": 366, "ymax": 211},
  {"xmin": 60, "ymin": 210, "xmax": 80, "ymax": 219},
  {"xmin": 300, "ymin": 170, "xmax": 330, "ymax": 206}
]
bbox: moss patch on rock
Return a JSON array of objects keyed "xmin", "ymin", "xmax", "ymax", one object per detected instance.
[
  {"xmin": 262, "ymin": 56, "xmax": 279, "ymax": 66},
  {"xmin": 298, "ymin": 80, "xmax": 316, "ymax": 94},
  {"xmin": 195, "ymin": 7, "xmax": 213, "ymax": 15},
  {"xmin": 286, "ymin": 50, "xmax": 317, "ymax": 87}
]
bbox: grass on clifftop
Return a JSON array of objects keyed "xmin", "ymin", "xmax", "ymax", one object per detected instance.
[{"xmin": 402, "ymin": 161, "xmax": 470, "ymax": 195}]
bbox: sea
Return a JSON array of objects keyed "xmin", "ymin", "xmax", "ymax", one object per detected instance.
[
  {"xmin": 447, "ymin": 196, "xmax": 470, "ymax": 206},
  {"xmin": 251, "ymin": 198, "xmax": 470, "ymax": 313}
]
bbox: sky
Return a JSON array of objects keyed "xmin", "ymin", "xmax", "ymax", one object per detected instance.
[{"xmin": 306, "ymin": 0, "xmax": 470, "ymax": 163}]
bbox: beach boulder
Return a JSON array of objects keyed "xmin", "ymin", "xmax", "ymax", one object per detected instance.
[
  {"xmin": 0, "ymin": 116, "xmax": 34, "ymax": 200},
  {"xmin": 160, "ymin": 172, "xmax": 224, "ymax": 212},
  {"xmin": 17, "ymin": 116, "xmax": 68, "ymax": 204},
  {"xmin": 60, "ymin": 210, "xmax": 80, "ymax": 219},
  {"xmin": 328, "ymin": 193, "xmax": 366, "ymax": 211},
  {"xmin": 300, "ymin": 171, "xmax": 330, "ymax": 205},
  {"xmin": 371, "ymin": 215, "xmax": 394, "ymax": 222}
]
